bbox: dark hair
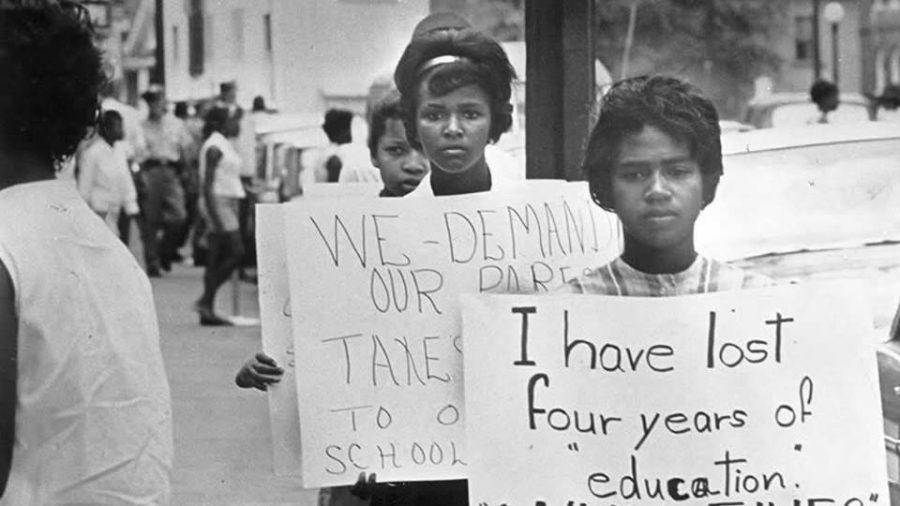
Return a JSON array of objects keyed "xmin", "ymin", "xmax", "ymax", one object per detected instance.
[
  {"xmin": 393, "ymin": 28, "xmax": 515, "ymax": 146},
  {"xmin": 0, "ymin": 1, "xmax": 105, "ymax": 167},
  {"xmin": 322, "ymin": 108, "xmax": 353, "ymax": 143},
  {"xmin": 367, "ymin": 90, "xmax": 404, "ymax": 158},
  {"xmin": 583, "ymin": 76, "xmax": 723, "ymax": 212},
  {"xmin": 98, "ymin": 109, "xmax": 122, "ymax": 136},
  {"xmin": 879, "ymin": 84, "xmax": 900, "ymax": 110},
  {"xmin": 252, "ymin": 95, "xmax": 266, "ymax": 112},
  {"xmin": 174, "ymin": 101, "xmax": 189, "ymax": 119},
  {"xmin": 202, "ymin": 106, "xmax": 230, "ymax": 139},
  {"xmin": 810, "ymin": 79, "xmax": 838, "ymax": 106}
]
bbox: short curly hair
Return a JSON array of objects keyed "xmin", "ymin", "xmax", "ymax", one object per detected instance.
[
  {"xmin": 393, "ymin": 28, "xmax": 515, "ymax": 147},
  {"xmin": 367, "ymin": 89, "xmax": 404, "ymax": 158},
  {"xmin": 0, "ymin": 1, "xmax": 105, "ymax": 167},
  {"xmin": 583, "ymin": 76, "xmax": 723, "ymax": 212}
]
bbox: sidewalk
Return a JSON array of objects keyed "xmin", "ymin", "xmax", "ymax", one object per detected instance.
[{"xmin": 148, "ymin": 263, "xmax": 318, "ymax": 505}]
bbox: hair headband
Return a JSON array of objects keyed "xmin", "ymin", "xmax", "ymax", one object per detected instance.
[{"xmin": 417, "ymin": 55, "xmax": 470, "ymax": 76}]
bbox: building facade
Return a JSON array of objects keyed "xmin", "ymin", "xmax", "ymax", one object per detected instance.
[{"xmin": 161, "ymin": 0, "xmax": 428, "ymax": 113}]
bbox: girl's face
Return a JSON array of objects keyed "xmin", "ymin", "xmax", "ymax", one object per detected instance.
[
  {"xmin": 611, "ymin": 125, "xmax": 704, "ymax": 254},
  {"xmin": 415, "ymin": 82, "xmax": 492, "ymax": 174},
  {"xmin": 373, "ymin": 118, "xmax": 428, "ymax": 196}
]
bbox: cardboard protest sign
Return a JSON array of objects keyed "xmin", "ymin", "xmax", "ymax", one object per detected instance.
[
  {"xmin": 255, "ymin": 204, "xmax": 303, "ymax": 476},
  {"xmin": 460, "ymin": 282, "xmax": 888, "ymax": 506},
  {"xmin": 284, "ymin": 181, "xmax": 620, "ymax": 487}
]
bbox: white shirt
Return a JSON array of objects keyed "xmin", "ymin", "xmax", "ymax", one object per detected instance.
[
  {"xmin": 199, "ymin": 131, "xmax": 246, "ymax": 199},
  {"xmin": 336, "ymin": 143, "xmax": 382, "ymax": 183},
  {"xmin": 0, "ymin": 181, "xmax": 172, "ymax": 505},
  {"xmin": 77, "ymin": 137, "xmax": 139, "ymax": 215}
]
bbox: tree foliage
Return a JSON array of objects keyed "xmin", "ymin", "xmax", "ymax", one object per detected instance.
[{"xmin": 595, "ymin": 0, "xmax": 786, "ymax": 117}]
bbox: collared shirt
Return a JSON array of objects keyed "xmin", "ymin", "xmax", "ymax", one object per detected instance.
[
  {"xmin": 142, "ymin": 114, "xmax": 192, "ymax": 164},
  {"xmin": 561, "ymin": 255, "xmax": 772, "ymax": 296},
  {"xmin": 77, "ymin": 138, "xmax": 138, "ymax": 214}
]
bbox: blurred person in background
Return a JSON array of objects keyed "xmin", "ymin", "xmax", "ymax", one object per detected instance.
[
  {"xmin": 809, "ymin": 79, "xmax": 840, "ymax": 124},
  {"xmin": 0, "ymin": 1, "xmax": 172, "ymax": 503},
  {"xmin": 140, "ymin": 88, "xmax": 191, "ymax": 276},
  {"xmin": 173, "ymin": 100, "xmax": 202, "ymax": 264},
  {"xmin": 874, "ymin": 84, "xmax": 900, "ymax": 123},
  {"xmin": 194, "ymin": 107, "xmax": 245, "ymax": 326},
  {"xmin": 77, "ymin": 110, "xmax": 139, "ymax": 236}
]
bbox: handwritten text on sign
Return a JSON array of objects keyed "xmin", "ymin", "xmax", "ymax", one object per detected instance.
[
  {"xmin": 285, "ymin": 182, "xmax": 620, "ymax": 487},
  {"xmin": 460, "ymin": 283, "xmax": 888, "ymax": 506}
]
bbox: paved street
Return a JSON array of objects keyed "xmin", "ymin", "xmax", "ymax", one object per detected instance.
[{"xmin": 148, "ymin": 263, "xmax": 318, "ymax": 506}]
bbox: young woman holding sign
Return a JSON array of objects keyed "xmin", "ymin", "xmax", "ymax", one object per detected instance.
[
  {"xmin": 236, "ymin": 17, "xmax": 518, "ymax": 506},
  {"xmin": 562, "ymin": 75, "xmax": 771, "ymax": 295}
]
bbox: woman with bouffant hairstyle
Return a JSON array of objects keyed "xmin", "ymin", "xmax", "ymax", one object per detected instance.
[
  {"xmin": 393, "ymin": 26, "xmax": 516, "ymax": 197},
  {"xmin": 0, "ymin": 2, "xmax": 173, "ymax": 503}
]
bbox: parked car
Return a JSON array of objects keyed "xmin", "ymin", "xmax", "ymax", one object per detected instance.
[
  {"xmin": 697, "ymin": 121, "xmax": 900, "ymax": 500},
  {"xmin": 742, "ymin": 92, "xmax": 872, "ymax": 129}
]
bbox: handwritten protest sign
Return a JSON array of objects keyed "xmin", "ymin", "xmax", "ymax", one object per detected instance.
[
  {"xmin": 460, "ymin": 282, "xmax": 888, "ymax": 506},
  {"xmin": 284, "ymin": 181, "xmax": 620, "ymax": 486},
  {"xmin": 256, "ymin": 204, "xmax": 303, "ymax": 476}
]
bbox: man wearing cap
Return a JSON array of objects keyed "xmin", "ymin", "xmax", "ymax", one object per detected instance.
[{"xmin": 140, "ymin": 88, "xmax": 191, "ymax": 277}]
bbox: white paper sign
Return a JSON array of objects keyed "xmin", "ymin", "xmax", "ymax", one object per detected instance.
[
  {"xmin": 460, "ymin": 282, "xmax": 889, "ymax": 506},
  {"xmin": 256, "ymin": 204, "xmax": 304, "ymax": 476},
  {"xmin": 284, "ymin": 181, "xmax": 620, "ymax": 487}
]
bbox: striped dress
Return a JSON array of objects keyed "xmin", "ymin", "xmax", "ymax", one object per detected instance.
[{"xmin": 562, "ymin": 255, "xmax": 772, "ymax": 296}]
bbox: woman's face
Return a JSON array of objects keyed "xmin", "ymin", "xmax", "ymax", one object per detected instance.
[{"xmin": 415, "ymin": 81, "xmax": 492, "ymax": 174}]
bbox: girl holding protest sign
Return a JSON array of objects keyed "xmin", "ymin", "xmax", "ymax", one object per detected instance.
[
  {"xmin": 236, "ymin": 17, "xmax": 517, "ymax": 506},
  {"xmin": 563, "ymin": 75, "xmax": 770, "ymax": 295}
]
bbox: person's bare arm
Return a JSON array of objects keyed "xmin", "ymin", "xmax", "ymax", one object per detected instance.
[
  {"xmin": 203, "ymin": 147, "xmax": 224, "ymax": 232},
  {"xmin": 0, "ymin": 259, "xmax": 17, "ymax": 497}
]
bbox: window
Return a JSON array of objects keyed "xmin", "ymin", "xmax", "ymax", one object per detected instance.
[
  {"xmin": 263, "ymin": 13, "xmax": 272, "ymax": 54},
  {"xmin": 187, "ymin": 0, "xmax": 204, "ymax": 76},
  {"xmin": 795, "ymin": 16, "xmax": 813, "ymax": 62}
]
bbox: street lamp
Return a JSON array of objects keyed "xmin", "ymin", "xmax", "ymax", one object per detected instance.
[{"xmin": 824, "ymin": 1, "xmax": 845, "ymax": 86}]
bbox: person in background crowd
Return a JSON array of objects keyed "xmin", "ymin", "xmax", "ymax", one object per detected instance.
[
  {"xmin": 140, "ymin": 88, "xmax": 191, "ymax": 276},
  {"xmin": 252, "ymin": 95, "xmax": 269, "ymax": 113},
  {"xmin": 100, "ymin": 79, "xmax": 147, "ymax": 244},
  {"xmin": 77, "ymin": 110, "xmax": 139, "ymax": 235},
  {"xmin": 218, "ymin": 81, "xmax": 259, "ymax": 282},
  {"xmin": 562, "ymin": 75, "xmax": 770, "ymax": 296},
  {"xmin": 874, "ymin": 83, "xmax": 900, "ymax": 123},
  {"xmin": 809, "ymin": 79, "xmax": 840, "ymax": 124},
  {"xmin": 173, "ymin": 100, "xmax": 202, "ymax": 264},
  {"xmin": 194, "ymin": 107, "xmax": 246, "ymax": 326},
  {"xmin": 318, "ymin": 108, "xmax": 355, "ymax": 182},
  {"xmin": 0, "ymin": 2, "xmax": 172, "ymax": 503}
]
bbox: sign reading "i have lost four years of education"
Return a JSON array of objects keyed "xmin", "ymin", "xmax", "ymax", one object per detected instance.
[{"xmin": 257, "ymin": 180, "xmax": 888, "ymax": 505}]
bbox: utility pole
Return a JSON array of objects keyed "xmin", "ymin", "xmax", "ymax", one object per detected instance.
[
  {"xmin": 525, "ymin": 0, "xmax": 595, "ymax": 180},
  {"xmin": 812, "ymin": 0, "xmax": 821, "ymax": 80}
]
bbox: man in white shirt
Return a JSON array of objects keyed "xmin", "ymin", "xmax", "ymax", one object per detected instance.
[{"xmin": 77, "ymin": 111, "xmax": 139, "ymax": 236}]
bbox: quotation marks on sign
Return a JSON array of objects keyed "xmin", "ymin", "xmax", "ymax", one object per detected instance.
[{"xmin": 567, "ymin": 442, "xmax": 579, "ymax": 452}]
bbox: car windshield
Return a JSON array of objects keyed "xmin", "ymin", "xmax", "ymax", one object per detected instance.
[{"xmin": 697, "ymin": 136, "xmax": 900, "ymax": 261}]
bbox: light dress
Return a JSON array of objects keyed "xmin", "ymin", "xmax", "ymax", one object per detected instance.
[{"xmin": 0, "ymin": 180, "xmax": 173, "ymax": 505}]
